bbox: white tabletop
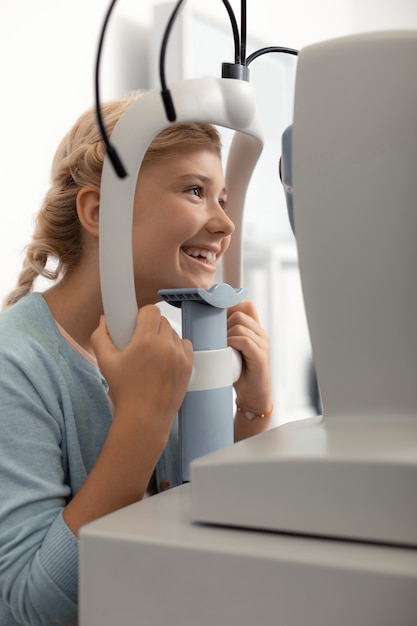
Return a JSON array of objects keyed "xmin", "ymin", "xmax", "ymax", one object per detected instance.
[{"xmin": 79, "ymin": 483, "xmax": 417, "ymax": 626}]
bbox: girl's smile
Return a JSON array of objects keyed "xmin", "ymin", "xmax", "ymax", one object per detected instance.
[{"xmin": 182, "ymin": 246, "xmax": 218, "ymax": 270}]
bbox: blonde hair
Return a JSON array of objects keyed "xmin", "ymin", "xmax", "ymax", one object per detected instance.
[{"xmin": 3, "ymin": 95, "xmax": 222, "ymax": 308}]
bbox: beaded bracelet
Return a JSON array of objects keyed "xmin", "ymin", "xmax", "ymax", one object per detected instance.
[{"xmin": 236, "ymin": 400, "xmax": 273, "ymax": 421}]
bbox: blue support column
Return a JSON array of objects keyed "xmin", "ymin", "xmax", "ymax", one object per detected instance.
[{"xmin": 159, "ymin": 283, "xmax": 247, "ymax": 482}]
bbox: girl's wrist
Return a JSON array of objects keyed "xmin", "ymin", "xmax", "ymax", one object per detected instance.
[{"xmin": 235, "ymin": 399, "xmax": 273, "ymax": 421}]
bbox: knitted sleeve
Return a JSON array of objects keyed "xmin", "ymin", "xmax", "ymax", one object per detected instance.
[{"xmin": 0, "ymin": 336, "xmax": 79, "ymax": 626}]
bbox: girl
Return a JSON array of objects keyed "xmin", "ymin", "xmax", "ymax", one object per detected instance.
[{"xmin": 0, "ymin": 93, "xmax": 272, "ymax": 626}]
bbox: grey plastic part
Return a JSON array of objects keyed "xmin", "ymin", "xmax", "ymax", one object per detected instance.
[
  {"xmin": 179, "ymin": 387, "xmax": 234, "ymax": 482},
  {"xmin": 280, "ymin": 124, "xmax": 294, "ymax": 234},
  {"xmin": 160, "ymin": 283, "xmax": 247, "ymax": 482}
]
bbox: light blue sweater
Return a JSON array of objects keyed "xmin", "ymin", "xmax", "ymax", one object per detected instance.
[{"xmin": 0, "ymin": 293, "xmax": 180, "ymax": 626}]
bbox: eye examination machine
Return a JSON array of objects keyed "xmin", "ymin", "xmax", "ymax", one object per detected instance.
[{"xmin": 79, "ymin": 1, "xmax": 417, "ymax": 624}]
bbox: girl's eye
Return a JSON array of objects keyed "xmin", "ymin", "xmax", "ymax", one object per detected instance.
[
  {"xmin": 219, "ymin": 198, "xmax": 227, "ymax": 211},
  {"xmin": 187, "ymin": 186, "xmax": 202, "ymax": 198}
]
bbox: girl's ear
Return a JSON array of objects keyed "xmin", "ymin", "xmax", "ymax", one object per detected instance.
[{"xmin": 76, "ymin": 187, "xmax": 100, "ymax": 238}]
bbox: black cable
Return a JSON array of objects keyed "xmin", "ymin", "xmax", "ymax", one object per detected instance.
[
  {"xmin": 222, "ymin": 0, "xmax": 241, "ymax": 63},
  {"xmin": 240, "ymin": 0, "xmax": 247, "ymax": 65},
  {"xmin": 159, "ymin": 0, "xmax": 241, "ymax": 93},
  {"xmin": 159, "ymin": 0, "xmax": 241, "ymax": 121},
  {"xmin": 246, "ymin": 46, "xmax": 299, "ymax": 66},
  {"xmin": 159, "ymin": 0, "xmax": 185, "ymax": 122},
  {"xmin": 94, "ymin": 0, "xmax": 127, "ymax": 178},
  {"xmin": 95, "ymin": 0, "xmax": 245, "ymax": 173}
]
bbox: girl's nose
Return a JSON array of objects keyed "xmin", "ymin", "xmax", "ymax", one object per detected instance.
[{"xmin": 206, "ymin": 201, "xmax": 235, "ymax": 236}]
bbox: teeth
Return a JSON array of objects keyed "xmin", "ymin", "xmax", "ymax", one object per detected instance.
[{"xmin": 185, "ymin": 248, "xmax": 216, "ymax": 263}]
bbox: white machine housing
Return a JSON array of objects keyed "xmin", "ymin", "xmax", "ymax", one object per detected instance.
[{"xmin": 191, "ymin": 30, "xmax": 417, "ymax": 547}]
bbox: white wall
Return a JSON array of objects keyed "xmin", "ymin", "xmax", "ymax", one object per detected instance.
[
  {"xmin": 0, "ymin": 0, "xmax": 150, "ymax": 300},
  {"xmin": 1, "ymin": 0, "xmax": 416, "ymax": 302}
]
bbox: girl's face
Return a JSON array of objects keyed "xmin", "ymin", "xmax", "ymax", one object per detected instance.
[{"xmin": 132, "ymin": 149, "xmax": 235, "ymax": 306}]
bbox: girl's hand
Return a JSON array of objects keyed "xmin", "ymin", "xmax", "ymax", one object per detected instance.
[
  {"xmin": 63, "ymin": 306, "xmax": 193, "ymax": 536},
  {"xmin": 227, "ymin": 302, "xmax": 273, "ymax": 435},
  {"xmin": 91, "ymin": 305, "xmax": 193, "ymax": 438}
]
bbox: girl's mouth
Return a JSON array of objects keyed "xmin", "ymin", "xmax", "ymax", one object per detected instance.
[{"xmin": 182, "ymin": 247, "xmax": 217, "ymax": 266}]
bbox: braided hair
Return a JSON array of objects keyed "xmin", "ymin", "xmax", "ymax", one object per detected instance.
[{"xmin": 3, "ymin": 95, "xmax": 221, "ymax": 309}]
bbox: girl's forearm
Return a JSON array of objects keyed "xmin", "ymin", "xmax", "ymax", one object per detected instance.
[{"xmin": 63, "ymin": 413, "xmax": 168, "ymax": 537}]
